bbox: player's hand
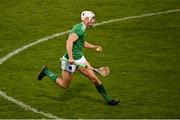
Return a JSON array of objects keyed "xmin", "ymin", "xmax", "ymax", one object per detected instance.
[
  {"xmin": 69, "ymin": 58, "xmax": 74, "ymax": 64},
  {"xmin": 94, "ymin": 46, "xmax": 103, "ymax": 52}
]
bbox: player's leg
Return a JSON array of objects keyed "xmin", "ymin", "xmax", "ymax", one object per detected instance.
[
  {"xmin": 77, "ymin": 61, "xmax": 119, "ymax": 105},
  {"xmin": 38, "ymin": 57, "xmax": 77, "ymax": 89},
  {"xmin": 77, "ymin": 61, "xmax": 109, "ymax": 101},
  {"xmin": 56, "ymin": 70, "xmax": 73, "ymax": 89},
  {"xmin": 38, "ymin": 66, "xmax": 73, "ymax": 89}
]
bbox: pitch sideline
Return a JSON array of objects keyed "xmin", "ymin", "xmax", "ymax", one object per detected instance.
[
  {"xmin": 0, "ymin": 8, "xmax": 180, "ymax": 118},
  {"xmin": 0, "ymin": 91, "xmax": 60, "ymax": 119}
]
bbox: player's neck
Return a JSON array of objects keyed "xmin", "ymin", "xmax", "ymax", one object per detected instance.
[{"xmin": 82, "ymin": 21, "xmax": 87, "ymax": 29}]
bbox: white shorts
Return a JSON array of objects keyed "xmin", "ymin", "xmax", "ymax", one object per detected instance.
[{"xmin": 61, "ymin": 56, "xmax": 87, "ymax": 73}]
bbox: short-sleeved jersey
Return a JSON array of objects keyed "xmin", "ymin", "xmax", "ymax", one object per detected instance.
[{"xmin": 64, "ymin": 23, "xmax": 86, "ymax": 60}]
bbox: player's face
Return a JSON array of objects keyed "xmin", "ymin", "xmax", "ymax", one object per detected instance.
[
  {"xmin": 91, "ymin": 17, "xmax": 96, "ymax": 24},
  {"xmin": 88, "ymin": 17, "xmax": 96, "ymax": 28}
]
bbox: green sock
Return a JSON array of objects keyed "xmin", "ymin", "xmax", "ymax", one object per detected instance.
[
  {"xmin": 44, "ymin": 69, "xmax": 57, "ymax": 82},
  {"xmin": 96, "ymin": 84, "xmax": 111, "ymax": 102}
]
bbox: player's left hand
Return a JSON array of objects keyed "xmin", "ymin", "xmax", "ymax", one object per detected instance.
[
  {"xmin": 69, "ymin": 58, "xmax": 75, "ymax": 64},
  {"xmin": 94, "ymin": 46, "xmax": 103, "ymax": 52}
]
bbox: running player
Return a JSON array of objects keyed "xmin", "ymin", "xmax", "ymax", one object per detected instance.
[{"xmin": 38, "ymin": 11, "xmax": 119, "ymax": 105}]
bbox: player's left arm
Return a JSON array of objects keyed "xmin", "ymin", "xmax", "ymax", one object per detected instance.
[{"xmin": 84, "ymin": 41, "xmax": 103, "ymax": 52}]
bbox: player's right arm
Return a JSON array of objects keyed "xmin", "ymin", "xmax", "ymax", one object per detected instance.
[{"xmin": 66, "ymin": 33, "xmax": 78, "ymax": 64}]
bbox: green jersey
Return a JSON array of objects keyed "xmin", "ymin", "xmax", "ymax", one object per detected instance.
[{"xmin": 64, "ymin": 23, "xmax": 86, "ymax": 60}]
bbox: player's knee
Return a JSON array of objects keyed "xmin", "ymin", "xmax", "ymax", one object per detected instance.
[
  {"xmin": 64, "ymin": 79, "xmax": 72, "ymax": 89},
  {"xmin": 90, "ymin": 76, "xmax": 101, "ymax": 85},
  {"xmin": 89, "ymin": 76, "xmax": 95, "ymax": 81},
  {"xmin": 56, "ymin": 78, "xmax": 71, "ymax": 89},
  {"xmin": 62, "ymin": 85, "xmax": 70, "ymax": 89},
  {"xmin": 61, "ymin": 84, "xmax": 70, "ymax": 89}
]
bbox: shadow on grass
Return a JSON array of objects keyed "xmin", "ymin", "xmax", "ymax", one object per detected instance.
[{"xmin": 40, "ymin": 82, "xmax": 102, "ymax": 104}]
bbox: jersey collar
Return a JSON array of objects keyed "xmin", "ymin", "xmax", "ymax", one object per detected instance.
[{"xmin": 82, "ymin": 22, "xmax": 86, "ymax": 30}]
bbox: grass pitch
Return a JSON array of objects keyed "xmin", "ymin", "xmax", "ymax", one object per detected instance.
[{"xmin": 0, "ymin": 0, "xmax": 180, "ymax": 118}]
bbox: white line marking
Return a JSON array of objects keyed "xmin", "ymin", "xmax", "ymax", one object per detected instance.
[
  {"xmin": 0, "ymin": 90, "xmax": 60, "ymax": 119},
  {"xmin": 0, "ymin": 9, "xmax": 180, "ymax": 65},
  {"xmin": 0, "ymin": 31, "xmax": 70, "ymax": 65},
  {"xmin": 94, "ymin": 9, "xmax": 180, "ymax": 26},
  {"xmin": 0, "ymin": 8, "xmax": 180, "ymax": 118}
]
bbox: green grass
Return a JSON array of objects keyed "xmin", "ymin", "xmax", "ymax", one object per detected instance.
[{"xmin": 0, "ymin": 0, "xmax": 180, "ymax": 118}]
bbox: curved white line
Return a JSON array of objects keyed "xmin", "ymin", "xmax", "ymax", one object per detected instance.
[
  {"xmin": 1, "ymin": 9, "xmax": 180, "ymax": 65},
  {"xmin": 0, "ymin": 8, "xmax": 180, "ymax": 118},
  {"xmin": 0, "ymin": 31, "xmax": 70, "ymax": 65},
  {"xmin": 0, "ymin": 90, "xmax": 60, "ymax": 119},
  {"xmin": 94, "ymin": 9, "xmax": 180, "ymax": 26}
]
